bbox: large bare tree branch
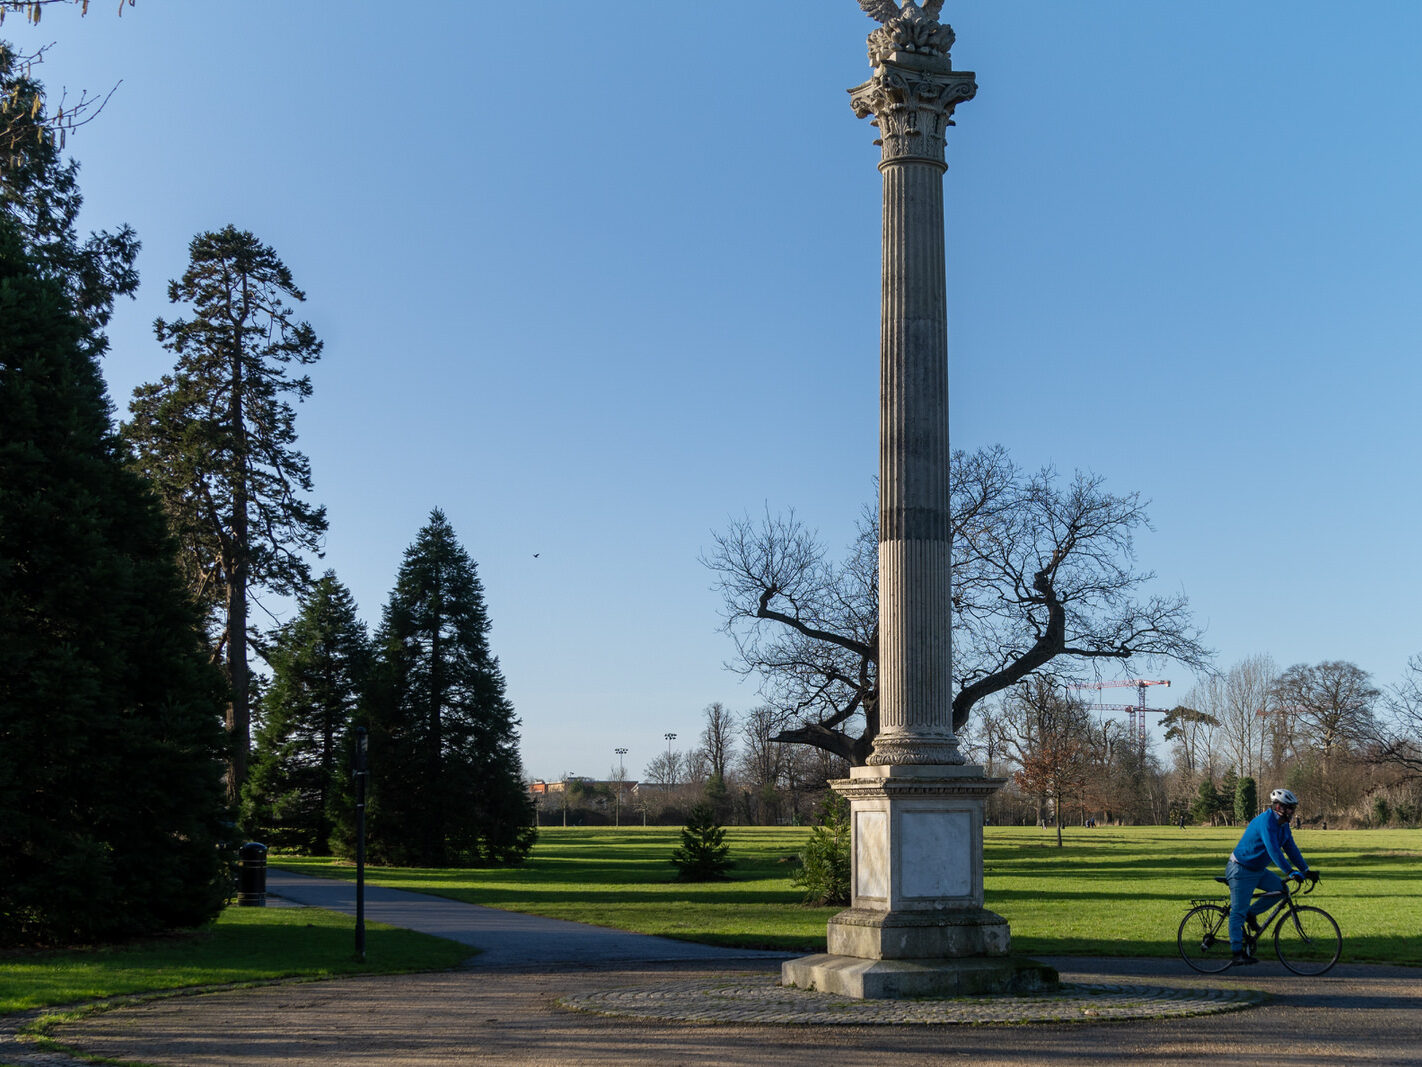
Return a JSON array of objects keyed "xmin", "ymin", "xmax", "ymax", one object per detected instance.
[{"xmin": 705, "ymin": 446, "xmax": 1212, "ymax": 765}]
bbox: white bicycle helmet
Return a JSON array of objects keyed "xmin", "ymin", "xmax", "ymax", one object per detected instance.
[{"xmin": 1269, "ymin": 788, "xmax": 1299, "ymax": 807}]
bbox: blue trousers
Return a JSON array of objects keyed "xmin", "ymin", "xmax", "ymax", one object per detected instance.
[{"xmin": 1225, "ymin": 858, "xmax": 1284, "ymax": 951}]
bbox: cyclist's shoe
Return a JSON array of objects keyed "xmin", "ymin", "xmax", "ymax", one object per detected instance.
[
  {"xmin": 1231, "ymin": 951, "xmax": 1258, "ymax": 967},
  {"xmin": 1245, "ymin": 916, "xmax": 1261, "ymax": 937}
]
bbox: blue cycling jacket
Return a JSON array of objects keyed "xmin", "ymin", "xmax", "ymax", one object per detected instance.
[{"xmin": 1232, "ymin": 808, "xmax": 1307, "ymax": 876}]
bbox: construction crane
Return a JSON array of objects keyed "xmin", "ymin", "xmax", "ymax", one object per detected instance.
[{"xmin": 1068, "ymin": 679, "xmax": 1172, "ymax": 753}]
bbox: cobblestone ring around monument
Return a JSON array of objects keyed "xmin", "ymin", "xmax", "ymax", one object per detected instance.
[{"xmin": 559, "ymin": 975, "xmax": 1266, "ymax": 1026}]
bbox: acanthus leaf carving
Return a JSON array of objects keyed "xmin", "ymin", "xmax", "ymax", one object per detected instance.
[{"xmin": 849, "ymin": 63, "xmax": 977, "ymax": 165}]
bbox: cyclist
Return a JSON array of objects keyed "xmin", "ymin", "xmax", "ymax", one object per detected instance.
[{"xmin": 1225, "ymin": 787, "xmax": 1319, "ymax": 966}]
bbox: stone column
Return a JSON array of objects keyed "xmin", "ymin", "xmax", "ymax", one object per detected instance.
[
  {"xmin": 781, "ymin": 4, "xmax": 1055, "ymax": 1000},
  {"xmin": 857, "ymin": 37, "xmax": 974, "ymax": 771}
]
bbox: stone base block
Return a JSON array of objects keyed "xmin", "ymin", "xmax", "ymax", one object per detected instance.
[
  {"xmin": 827, "ymin": 906, "xmax": 1010, "ymax": 959},
  {"xmin": 781, "ymin": 953, "xmax": 1059, "ymax": 1000}
]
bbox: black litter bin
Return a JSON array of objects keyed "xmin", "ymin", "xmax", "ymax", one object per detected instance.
[{"xmin": 238, "ymin": 841, "xmax": 268, "ymax": 906}]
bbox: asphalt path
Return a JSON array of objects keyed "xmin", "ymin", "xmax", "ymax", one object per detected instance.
[
  {"xmin": 21, "ymin": 871, "xmax": 1422, "ymax": 1067},
  {"xmin": 263, "ymin": 868, "xmax": 791, "ymax": 968}
]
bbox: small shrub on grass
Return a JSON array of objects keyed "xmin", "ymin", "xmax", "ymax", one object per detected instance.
[
  {"xmin": 1371, "ymin": 796, "xmax": 1392, "ymax": 827},
  {"xmin": 794, "ymin": 795, "xmax": 850, "ymax": 906},
  {"xmin": 671, "ymin": 804, "xmax": 731, "ymax": 881}
]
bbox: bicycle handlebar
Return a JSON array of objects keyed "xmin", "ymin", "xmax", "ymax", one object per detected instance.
[{"xmin": 1286, "ymin": 873, "xmax": 1320, "ymax": 896}]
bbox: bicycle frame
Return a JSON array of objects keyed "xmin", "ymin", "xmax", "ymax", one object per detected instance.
[{"xmin": 1246, "ymin": 876, "xmax": 1317, "ymax": 944}]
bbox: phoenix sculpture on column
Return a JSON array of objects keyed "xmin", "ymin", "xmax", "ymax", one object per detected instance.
[{"xmin": 858, "ymin": 0, "xmax": 956, "ymax": 62}]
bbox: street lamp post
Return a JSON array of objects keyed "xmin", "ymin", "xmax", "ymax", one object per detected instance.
[
  {"xmin": 663, "ymin": 732, "xmax": 677, "ymax": 787},
  {"xmin": 353, "ymin": 726, "xmax": 369, "ymax": 963}
]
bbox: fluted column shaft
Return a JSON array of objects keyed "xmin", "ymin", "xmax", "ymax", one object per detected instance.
[
  {"xmin": 850, "ymin": 53, "xmax": 975, "ymax": 766},
  {"xmin": 780, "ymin": 17, "xmax": 1030, "ymax": 997}
]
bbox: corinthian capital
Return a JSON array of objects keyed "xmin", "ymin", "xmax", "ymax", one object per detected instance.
[{"xmin": 849, "ymin": 60, "xmax": 977, "ymax": 166}]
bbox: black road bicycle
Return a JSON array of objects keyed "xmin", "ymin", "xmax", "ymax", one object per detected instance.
[{"xmin": 1177, "ymin": 874, "xmax": 1341, "ymax": 975}]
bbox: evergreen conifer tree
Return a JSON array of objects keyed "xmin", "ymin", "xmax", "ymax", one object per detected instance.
[
  {"xmin": 1189, "ymin": 778, "xmax": 1223, "ymax": 825},
  {"xmin": 124, "ymin": 226, "xmax": 327, "ymax": 801},
  {"xmin": 670, "ymin": 803, "xmax": 731, "ymax": 882},
  {"xmin": 242, "ymin": 572, "xmax": 369, "ymax": 853},
  {"xmin": 1234, "ymin": 776, "xmax": 1259, "ymax": 825},
  {"xmin": 0, "ymin": 216, "xmax": 230, "ymax": 946},
  {"xmin": 1220, "ymin": 767, "xmax": 1240, "ymax": 824},
  {"xmin": 364, "ymin": 510, "xmax": 535, "ymax": 866},
  {"xmin": 792, "ymin": 794, "xmax": 849, "ymax": 904}
]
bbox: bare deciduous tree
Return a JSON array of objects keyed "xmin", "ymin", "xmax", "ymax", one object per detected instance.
[
  {"xmin": 703, "ymin": 446, "xmax": 1211, "ymax": 766},
  {"xmin": 1370, "ymin": 655, "xmax": 1422, "ymax": 783},
  {"xmin": 1274, "ymin": 661, "xmax": 1379, "ymax": 763},
  {"xmin": 642, "ymin": 750, "xmax": 684, "ymax": 789},
  {"xmin": 738, "ymin": 704, "xmax": 786, "ymax": 825},
  {"xmin": 999, "ymin": 677, "xmax": 1094, "ymax": 846},
  {"xmin": 1204, "ymin": 655, "xmax": 1277, "ymax": 780},
  {"xmin": 699, "ymin": 702, "xmax": 737, "ymax": 781}
]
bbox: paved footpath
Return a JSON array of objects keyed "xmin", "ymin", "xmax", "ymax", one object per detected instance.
[
  {"xmin": 15, "ymin": 871, "xmax": 1422, "ymax": 1067},
  {"xmin": 262, "ymin": 869, "xmax": 791, "ymax": 969}
]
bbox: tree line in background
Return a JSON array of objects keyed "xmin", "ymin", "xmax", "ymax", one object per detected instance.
[
  {"xmin": 0, "ymin": 49, "xmax": 532, "ymax": 946},
  {"xmin": 958, "ymin": 655, "xmax": 1422, "ymax": 838},
  {"xmin": 535, "ymin": 701, "xmax": 850, "ymax": 828},
  {"xmin": 551, "ymin": 644, "xmax": 1422, "ymax": 842}
]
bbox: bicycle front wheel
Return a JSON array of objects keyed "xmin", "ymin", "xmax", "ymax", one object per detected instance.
[
  {"xmin": 1178, "ymin": 903, "xmax": 1234, "ymax": 973},
  {"xmin": 1274, "ymin": 905, "xmax": 1342, "ymax": 975}
]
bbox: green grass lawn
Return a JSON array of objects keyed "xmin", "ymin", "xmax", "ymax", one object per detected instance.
[
  {"xmin": 0, "ymin": 905, "xmax": 472, "ymax": 1015},
  {"xmin": 7, "ymin": 824, "xmax": 1413, "ymax": 1018},
  {"xmin": 277, "ymin": 824, "xmax": 1421, "ymax": 964}
]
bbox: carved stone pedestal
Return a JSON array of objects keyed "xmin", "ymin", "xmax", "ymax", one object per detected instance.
[{"xmin": 781, "ymin": 765, "xmax": 1057, "ymax": 999}]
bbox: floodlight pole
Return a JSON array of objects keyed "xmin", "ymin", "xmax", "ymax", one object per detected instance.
[{"xmin": 615, "ymin": 747, "xmax": 628, "ymax": 827}]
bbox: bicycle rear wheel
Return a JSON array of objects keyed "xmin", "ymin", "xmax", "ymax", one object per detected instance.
[
  {"xmin": 1178, "ymin": 903, "xmax": 1234, "ymax": 973},
  {"xmin": 1274, "ymin": 905, "xmax": 1341, "ymax": 975}
]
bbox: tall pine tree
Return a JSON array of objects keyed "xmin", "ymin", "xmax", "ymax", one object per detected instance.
[
  {"xmin": 124, "ymin": 226, "xmax": 327, "ymax": 801},
  {"xmin": 242, "ymin": 572, "xmax": 369, "ymax": 853},
  {"xmin": 365, "ymin": 510, "xmax": 534, "ymax": 866},
  {"xmin": 0, "ymin": 216, "xmax": 230, "ymax": 946}
]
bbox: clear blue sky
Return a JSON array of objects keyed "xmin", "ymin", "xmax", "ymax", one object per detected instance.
[{"xmin": 10, "ymin": 2, "xmax": 1421, "ymax": 780}]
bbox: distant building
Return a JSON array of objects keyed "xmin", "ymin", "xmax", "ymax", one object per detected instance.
[{"xmin": 528, "ymin": 777, "xmax": 635, "ymax": 797}]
